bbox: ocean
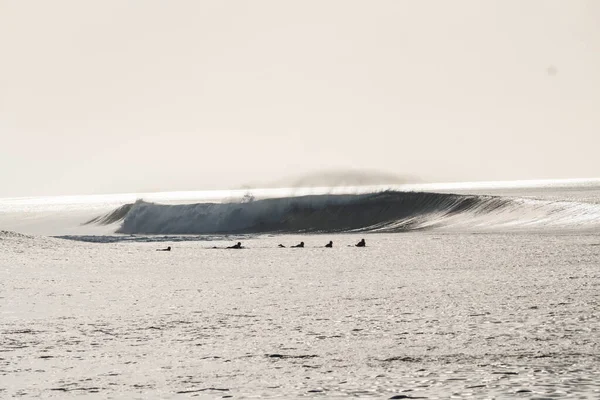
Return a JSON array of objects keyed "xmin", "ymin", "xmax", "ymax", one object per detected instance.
[{"xmin": 1, "ymin": 179, "xmax": 599, "ymax": 398}]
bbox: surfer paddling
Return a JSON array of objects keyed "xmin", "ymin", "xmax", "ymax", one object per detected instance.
[
  {"xmin": 355, "ymin": 239, "xmax": 366, "ymax": 247},
  {"xmin": 227, "ymin": 242, "xmax": 243, "ymax": 249},
  {"xmin": 156, "ymin": 246, "xmax": 171, "ymax": 251},
  {"xmin": 291, "ymin": 242, "xmax": 304, "ymax": 248}
]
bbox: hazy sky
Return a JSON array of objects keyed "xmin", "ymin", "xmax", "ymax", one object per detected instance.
[{"xmin": 1, "ymin": 0, "xmax": 599, "ymax": 196}]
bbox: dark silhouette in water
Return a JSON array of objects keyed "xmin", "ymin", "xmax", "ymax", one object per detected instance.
[
  {"xmin": 355, "ymin": 239, "xmax": 366, "ymax": 247},
  {"xmin": 291, "ymin": 242, "xmax": 304, "ymax": 248},
  {"xmin": 156, "ymin": 246, "xmax": 171, "ymax": 251},
  {"xmin": 278, "ymin": 244, "xmax": 286, "ymax": 248},
  {"xmin": 325, "ymin": 241, "xmax": 333, "ymax": 248},
  {"xmin": 227, "ymin": 242, "xmax": 243, "ymax": 249}
]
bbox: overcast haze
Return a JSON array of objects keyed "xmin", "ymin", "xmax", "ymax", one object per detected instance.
[{"xmin": 1, "ymin": 0, "xmax": 599, "ymax": 196}]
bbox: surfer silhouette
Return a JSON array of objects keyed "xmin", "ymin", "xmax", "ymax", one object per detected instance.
[
  {"xmin": 278, "ymin": 244, "xmax": 286, "ymax": 248},
  {"xmin": 325, "ymin": 241, "xmax": 333, "ymax": 248},
  {"xmin": 227, "ymin": 242, "xmax": 243, "ymax": 249},
  {"xmin": 355, "ymin": 239, "xmax": 366, "ymax": 247},
  {"xmin": 291, "ymin": 242, "xmax": 304, "ymax": 248},
  {"xmin": 156, "ymin": 246, "xmax": 171, "ymax": 251}
]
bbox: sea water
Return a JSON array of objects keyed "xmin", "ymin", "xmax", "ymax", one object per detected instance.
[{"xmin": 1, "ymin": 180, "xmax": 599, "ymax": 398}]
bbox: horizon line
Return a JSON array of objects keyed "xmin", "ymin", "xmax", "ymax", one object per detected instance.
[{"xmin": 2, "ymin": 176, "xmax": 600, "ymax": 204}]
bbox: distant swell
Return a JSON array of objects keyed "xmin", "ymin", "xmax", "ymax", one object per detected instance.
[{"xmin": 87, "ymin": 191, "xmax": 600, "ymax": 234}]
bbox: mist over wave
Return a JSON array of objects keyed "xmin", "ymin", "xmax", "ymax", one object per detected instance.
[
  {"xmin": 88, "ymin": 191, "xmax": 600, "ymax": 235},
  {"xmin": 242, "ymin": 169, "xmax": 417, "ymax": 189}
]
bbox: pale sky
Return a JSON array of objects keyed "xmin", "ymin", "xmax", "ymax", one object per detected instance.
[{"xmin": 1, "ymin": 0, "xmax": 599, "ymax": 196}]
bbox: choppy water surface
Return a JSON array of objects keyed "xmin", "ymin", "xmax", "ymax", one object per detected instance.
[
  {"xmin": 1, "ymin": 180, "xmax": 599, "ymax": 398},
  {"xmin": 1, "ymin": 232, "xmax": 599, "ymax": 398}
]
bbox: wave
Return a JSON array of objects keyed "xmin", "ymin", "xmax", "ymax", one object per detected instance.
[
  {"xmin": 0, "ymin": 230, "xmax": 34, "ymax": 239},
  {"xmin": 84, "ymin": 203, "xmax": 135, "ymax": 226},
  {"xmin": 86, "ymin": 191, "xmax": 600, "ymax": 235}
]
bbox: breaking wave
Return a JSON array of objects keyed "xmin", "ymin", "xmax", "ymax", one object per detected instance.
[
  {"xmin": 87, "ymin": 191, "xmax": 600, "ymax": 234},
  {"xmin": 0, "ymin": 230, "xmax": 34, "ymax": 239}
]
